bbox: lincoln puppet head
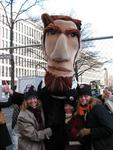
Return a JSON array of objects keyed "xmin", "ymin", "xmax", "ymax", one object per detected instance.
[{"xmin": 41, "ymin": 13, "xmax": 81, "ymax": 93}]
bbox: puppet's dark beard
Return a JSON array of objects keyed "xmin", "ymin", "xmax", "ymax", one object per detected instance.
[{"xmin": 45, "ymin": 71, "xmax": 72, "ymax": 93}]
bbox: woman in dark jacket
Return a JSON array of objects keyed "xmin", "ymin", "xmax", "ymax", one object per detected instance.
[
  {"xmin": 0, "ymin": 107, "xmax": 12, "ymax": 150},
  {"xmin": 78, "ymin": 97, "xmax": 113, "ymax": 150}
]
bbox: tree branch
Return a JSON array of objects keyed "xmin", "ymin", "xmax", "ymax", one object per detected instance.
[
  {"xmin": 13, "ymin": 0, "xmax": 38, "ymax": 22},
  {"xmin": 13, "ymin": 0, "xmax": 28, "ymax": 22},
  {"xmin": 78, "ymin": 63, "xmax": 98, "ymax": 76},
  {"xmin": 0, "ymin": 1, "xmax": 10, "ymax": 27}
]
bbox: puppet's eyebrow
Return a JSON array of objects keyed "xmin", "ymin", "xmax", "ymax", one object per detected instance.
[
  {"xmin": 65, "ymin": 29, "xmax": 80, "ymax": 35},
  {"xmin": 44, "ymin": 24, "xmax": 80, "ymax": 37},
  {"xmin": 44, "ymin": 24, "xmax": 62, "ymax": 33}
]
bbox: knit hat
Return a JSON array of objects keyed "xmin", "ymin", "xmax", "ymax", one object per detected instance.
[
  {"xmin": 78, "ymin": 84, "xmax": 92, "ymax": 96},
  {"xmin": 24, "ymin": 84, "xmax": 37, "ymax": 100}
]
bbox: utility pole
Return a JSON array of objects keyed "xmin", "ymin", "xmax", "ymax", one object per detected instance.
[
  {"xmin": 104, "ymin": 68, "xmax": 108, "ymax": 87},
  {"xmin": 10, "ymin": 0, "xmax": 15, "ymax": 90}
]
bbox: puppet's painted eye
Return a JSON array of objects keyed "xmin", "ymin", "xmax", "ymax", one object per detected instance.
[
  {"xmin": 70, "ymin": 32, "xmax": 78, "ymax": 37},
  {"xmin": 47, "ymin": 29, "xmax": 56, "ymax": 35}
]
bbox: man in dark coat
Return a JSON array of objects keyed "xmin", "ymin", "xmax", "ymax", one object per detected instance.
[
  {"xmin": 1, "ymin": 13, "xmax": 81, "ymax": 150},
  {"xmin": 87, "ymin": 104, "xmax": 113, "ymax": 150}
]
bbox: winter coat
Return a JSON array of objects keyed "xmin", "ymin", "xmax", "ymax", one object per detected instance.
[
  {"xmin": 0, "ymin": 108, "xmax": 12, "ymax": 148},
  {"xmin": 84, "ymin": 104, "xmax": 113, "ymax": 150},
  {"xmin": 17, "ymin": 107, "xmax": 52, "ymax": 150}
]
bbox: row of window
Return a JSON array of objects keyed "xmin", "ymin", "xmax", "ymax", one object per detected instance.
[
  {"xmin": 0, "ymin": 55, "xmax": 46, "ymax": 68},
  {"xmin": 1, "ymin": 26, "xmax": 42, "ymax": 44},
  {"xmin": 14, "ymin": 56, "xmax": 46, "ymax": 68},
  {"xmin": 0, "ymin": 65, "xmax": 45, "ymax": 78},
  {"xmin": 1, "ymin": 40, "xmax": 43, "ymax": 58},
  {"xmin": 0, "ymin": 12, "xmax": 45, "ymax": 79},
  {"xmin": 1, "ymin": 14, "xmax": 42, "ymax": 39}
]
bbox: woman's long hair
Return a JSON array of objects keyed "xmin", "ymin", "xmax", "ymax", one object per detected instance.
[
  {"xmin": 74, "ymin": 97, "xmax": 102, "ymax": 116},
  {"xmin": 21, "ymin": 99, "xmax": 42, "ymax": 111}
]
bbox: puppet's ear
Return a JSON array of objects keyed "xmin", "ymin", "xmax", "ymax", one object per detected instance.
[
  {"xmin": 41, "ymin": 13, "xmax": 54, "ymax": 28},
  {"xmin": 75, "ymin": 19, "xmax": 82, "ymax": 30}
]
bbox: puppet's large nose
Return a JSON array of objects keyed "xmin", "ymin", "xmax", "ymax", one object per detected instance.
[{"xmin": 50, "ymin": 34, "xmax": 70, "ymax": 62}]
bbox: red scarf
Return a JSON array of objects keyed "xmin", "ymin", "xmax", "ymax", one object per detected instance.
[{"xmin": 77, "ymin": 105, "xmax": 92, "ymax": 116}]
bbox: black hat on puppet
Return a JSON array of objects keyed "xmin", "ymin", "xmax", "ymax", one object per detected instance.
[
  {"xmin": 24, "ymin": 84, "xmax": 37, "ymax": 100},
  {"xmin": 78, "ymin": 84, "xmax": 92, "ymax": 97}
]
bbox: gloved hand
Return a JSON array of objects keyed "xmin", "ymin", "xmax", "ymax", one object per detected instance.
[
  {"xmin": 77, "ymin": 128, "xmax": 91, "ymax": 137},
  {"xmin": 43, "ymin": 128, "xmax": 52, "ymax": 140}
]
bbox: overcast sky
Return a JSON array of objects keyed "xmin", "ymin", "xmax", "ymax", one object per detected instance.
[
  {"xmin": 13, "ymin": 0, "xmax": 113, "ymax": 36},
  {"xmin": 39, "ymin": 0, "xmax": 113, "ymax": 37}
]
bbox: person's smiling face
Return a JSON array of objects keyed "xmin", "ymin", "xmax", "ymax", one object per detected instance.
[
  {"xmin": 27, "ymin": 97, "xmax": 38, "ymax": 108},
  {"xmin": 79, "ymin": 95, "xmax": 91, "ymax": 106}
]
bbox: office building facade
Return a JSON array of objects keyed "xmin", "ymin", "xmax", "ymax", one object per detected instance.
[{"xmin": 0, "ymin": 6, "xmax": 45, "ymax": 85}]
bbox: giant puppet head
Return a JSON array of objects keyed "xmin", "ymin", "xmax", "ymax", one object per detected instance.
[{"xmin": 41, "ymin": 13, "xmax": 81, "ymax": 93}]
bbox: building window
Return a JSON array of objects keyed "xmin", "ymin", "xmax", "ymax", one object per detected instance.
[
  {"xmin": 2, "ymin": 15, "xmax": 5, "ymax": 24},
  {"xmin": 2, "ymin": 66, "xmax": 4, "ymax": 76},
  {"xmin": 6, "ymin": 28, "xmax": 8, "ymax": 39},
  {"xmin": 2, "ymin": 27, "xmax": 4, "ymax": 38},
  {"xmin": 6, "ymin": 66, "xmax": 8, "ymax": 77},
  {"xmin": 16, "ymin": 68, "xmax": 17, "ymax": 77},
  {"xmin": 2, "ymin": 40, "xmax": 4, "ymax": 47},
  {"xmin": 19, "ymin": 22, "xmax": 21, "ymax": 32},
  {"xmin": 21, "ymin": 23, "xmax": 23, "ymax": 32},
  {"xmin": 15, "ymin": 22, "xmax": 17, "ymax": 30}
]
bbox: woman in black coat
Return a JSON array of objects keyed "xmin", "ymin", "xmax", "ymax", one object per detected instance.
[
  {"xmin": 0, "ymin": 107, "xmax": 12, "ymax": 150},
  {"xmin": 78, "ymin": 98, "xmax": 113, "ymax": 150}
]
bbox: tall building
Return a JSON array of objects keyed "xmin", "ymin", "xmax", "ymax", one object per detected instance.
[{"xmin": 0, "ymin": 6, "xmax": 45, "ymax": 85}]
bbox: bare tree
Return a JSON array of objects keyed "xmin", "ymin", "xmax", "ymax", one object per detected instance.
[
  {"xmin": 76, "ymin": 51, "xmax": 103, "ymax": 76},
  {"xmin": 74, "ymin": 23, "xmax": 109, "ymax": 81},
  {"xmin": 0, "ymin": 0, "xmax": 45, "ymax": 90}
]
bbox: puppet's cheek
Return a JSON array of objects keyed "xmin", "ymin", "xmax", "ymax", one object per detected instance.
[{"xmin": 45, "ymin": 35, "xmax": 58, "ymax": 57}]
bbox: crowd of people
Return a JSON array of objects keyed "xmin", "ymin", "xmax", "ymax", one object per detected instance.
[
  {"xmin": 0, "ymin": 82, "xmax": 113, "ymax": 150},
  {"xmin": 64, "ymin": 84, "xmax": 113, "ymax": 150}
]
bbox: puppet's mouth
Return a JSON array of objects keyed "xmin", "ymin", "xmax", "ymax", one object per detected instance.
[{"xmin": 48, "ymin": 65, "xmax": 72, "ymax": 72}]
